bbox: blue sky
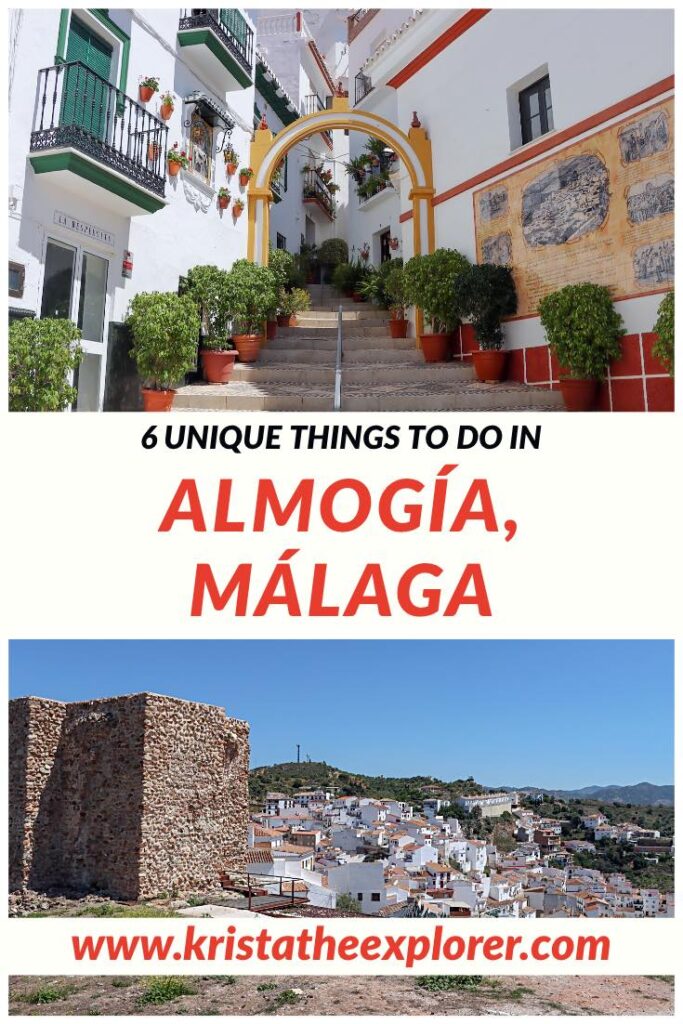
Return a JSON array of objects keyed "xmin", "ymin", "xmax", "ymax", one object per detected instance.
[{"xmin": 9, "ymin": 640, "xmax": 672, "ymax": 789}]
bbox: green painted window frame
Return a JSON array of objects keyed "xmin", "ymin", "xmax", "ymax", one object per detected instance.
[{"xmin": 55, "ymin": 9, "xmax": 130, "ymax": 98}]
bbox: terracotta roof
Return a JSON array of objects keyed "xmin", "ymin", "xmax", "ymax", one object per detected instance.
[{"xmin": 246, "ymin": 848, "xmax": 274, "ymax": 864}]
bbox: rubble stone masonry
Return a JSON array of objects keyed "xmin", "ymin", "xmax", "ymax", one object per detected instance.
[{"xmin": 9, "ymin": 693, "xmax": 249, "ymax": 900}]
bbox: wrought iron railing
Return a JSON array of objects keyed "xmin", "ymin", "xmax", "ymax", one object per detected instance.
[
  {"xmin": 302, "ymin": 170, "xmax": 336, "ymax": 218},
  {"xmin": 31, "ymin": 62, "xmax": 168, "ymax": 197},
  {"xmin": 354, "ymin": 71, "xmax": 373, "ymax": 105},
  {"xmin": 303, "ymin": 94, "xmax": 332, "ymax": 145},
  {"xmin": 179, "ymin": 9, "xmax": 254, "ymax": 75}
]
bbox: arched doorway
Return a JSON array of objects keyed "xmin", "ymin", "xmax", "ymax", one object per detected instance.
[{"xmin": 246, "ymin": 94, "xmax": 435, "ymax": 269}]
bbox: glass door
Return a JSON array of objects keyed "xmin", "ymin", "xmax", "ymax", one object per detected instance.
[{"xmin": 74, "ymin": 251, "xmax": 109, "ymax": 411}]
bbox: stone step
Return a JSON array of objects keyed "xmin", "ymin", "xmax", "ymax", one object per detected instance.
[
  {"xmin": 231, "ymin": 361, "xmax": 475, "ymax": 387},
  {"xmin": 269, "ymin": 332, "xmax": 413, "ymax": 349},
  {"xmin": 297, "ymin": 310, "xmax": 390, "ymax": 324},
  {"xmin": 173, "ymin": 376, "xmax": 562, "ymax": 412}
]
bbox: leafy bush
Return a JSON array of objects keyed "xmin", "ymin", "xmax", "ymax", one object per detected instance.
[
  {"xmin": 453, "ymin": 263, "xmax": 517, "ymax": 349},
  {"xmin": 538, "ymin": 282, "xmax": 625, "ymax": 381},
  {"xmin": 385, "ymin": 261, "xmax": 408, "ymax": 315},
  {"xmin": 416, "ymin": 976, "xmax": 483, "ymax": 992},
  {"xmin": 9, "ymin": 317, "xmax": 83, "ymax": 411},
  {"xmin": 185, "ymin": 265, "xmax": 234, "ymax": 350},
  {"xmin": 137, "ymin": 977, "xmax": 196, "ymax": 1006},
  {"xmin": 268, "ymin": 247, "xmax": 296, "ymax": 291},
  {"xmin": 21, "ymin": 984, "xmax": 77, "ymax": 1005},
  {"xmin": 126, "ymin": 292, "xmax": 200, "ymax": 390},
  {"xmin": 317, "ymin": 238, "xmax": 349, "ymax": 267},
  {"xmin": 403, "ymin": 248, "xmax": 471, "ymax": 333},
  {"xmin": 278, "ymin": 287, "xmax": 311, "ymax": 317},
  {"xmin": 335, "ymin": 892, "xmax": 363, "ymax": 913},
  {"xmin": 331, "ymin": 261, "xmax": 358, "ymax": 293},
  {"xmin": 224, "ymin": 260, "xmax": 278, "ymax": 333},
  {"xmin": 652, "ymin": 290, "xmax": 674, "ymax": 375}
]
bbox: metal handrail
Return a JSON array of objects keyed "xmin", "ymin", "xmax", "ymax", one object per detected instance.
[{"xmin": 334, "ymin": 304, "xmax": 343, "ymax": 411}]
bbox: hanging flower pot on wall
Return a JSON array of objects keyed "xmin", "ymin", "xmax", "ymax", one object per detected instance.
[
  {"xmin": 159, "ymin": 92, "xmax": 174, "ymax": 121},
  {"xmin": 233, "ymin": 200, "xmax": 245, "ymax": 218},
  {"xmin": 138, "ymin": 77, "xmax": 159, "ymax": 104}
]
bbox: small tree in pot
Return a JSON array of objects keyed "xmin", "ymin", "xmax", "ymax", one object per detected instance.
[
  {"xmin": 403, "ymin": 248, "xmax": 471, "ymax": 361},
  {"xmin": 185, "ymin": 264, "xmax": 236, "ymax": 384},
  {"xmin": 266, "ymin": 247, "xmax": 297, "ymax": 338},
  {"xmin": 384, "ymin": 260, "xmax": 409, "ymax": 338},
  {"xmin": 538, "ymin": 282, "xmax": 624, "ymax": 410},
  {"xmin": 652, "ymin": 290, "xmax": 674, "ymax": 376},
  {"xmin": 224, "ymin": 260, "xmax": 278, "ymax": 362},
  {"xmin": 277, "ymin": 287, "xmax": 311, "ymax": 327},
  {"xmin": 453, "ymin": 263, "xmax": 517, "ymax": 381},
  {"xmin": 9, "ymin": 318, "xmax": 83, "ymax": 411},
  {"xmin": 126, "ymin": 291, "xmax": 200, "ymax": 410}
]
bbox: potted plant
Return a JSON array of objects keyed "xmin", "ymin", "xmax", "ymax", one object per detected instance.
[
  {"xmin": 239, "ymin": 166, "xmax": 254, "ymax": 188},
  {"xmin": 453, "ymin": 263, "xmax": 518, "ymax": 382},
  {"xmin": 147, "ymin": 137, "xmax": 161, "ymax": 162},
  {"xmin": 224, "ymin": 146, "xmax": 238, "ymax": 177},
  {"xmin": 277, "ymin": 287, "xmax": 311, "ymax": 327},
  {"xmin": 217, "ymin": 187, "xmax": 231, "ymax": 210},
  {"xmin": 126, "ymin": 291, "xmax": 200, "ymax": 411},
  {"xmin": 9, "ymin": 318, "xmax": 83, "ymax": 411},
  {"xmin": 385, "ymin": 261, "xmax": 409, "ymax": 339},
  {"xmin": 159, "ymin": 90, "xmax": 174, "ymax": 120},
  {"xmin": 186, "ymin": 264, "xmax": 238, "ymax": 384},
  {"xmin": 652, "ymin": 290, "xmax": 674, "ymax": 376},
  {"xmin": 267, "ymin": 248, "xmax": 298, "ymax": 337},
  {"xmin": 223, "ymin": 260, "xmax": 278, "ymax": 362},
  {"xmin": 538, "ymin": 282, "xmax": 625, "ymax": 411},
  {"xmin": 360, "ymin": 243, "xmax": 370, "ymax": 262},
  {"xmin": 167, "ymin": 143, "xmax": 189, "ymax": 177},
  {"xmin": 403, "ymin": 248, "xmax": 471, "ymax": 362},
  {"xmin": 139, "ymin": 76, "xmax": 159, "ymax": 103},
  {"xmin": 232, "ymin": 197, "xmax": 245, "ymax": 218}
]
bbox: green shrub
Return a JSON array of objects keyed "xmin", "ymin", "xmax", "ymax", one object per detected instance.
[
  {"xmin": 278, "ymin": 287, "xmax": 311, "ymax": 317},
  {"xmin": 126, "ymin": 292, "xmax": 200, "ymax": 390},
  {"xmin": 404, "ymin": 248, "xmax": 471, "ymax": 333},
  {"xmin": 538, "ymin": 282, "xmax": 624, "ymax": 381},
  {"xmin": 21, "ymin": 983, "xmax": 77, "ymax": 1005},
  {"xmin": 185, "ymin": 265, "xmax": 234, "ymax": 350},
  {"xmin": 225, "ymin": 260, "xmax": 278, "ymax": 334},
  {"xmin": 652, "ymin": 290, "xmax": 674, "ymax": 375},
  {"xmin": 335, "ymin": 892, "xmax": 363, "ymax": 913},
  {"xmin": 137, "ymin": 977, "xmax": 196, "ymax": 1006},
  {"xmin": 453, "ymin": 263, "xmax": 517, "ymax": 349},
  {"xmin": 385, "ymin": 261, "xmax": 408, "ymax": 315},
  {"xmin": 318, "ymin": 238, "xmax": 349, "ymax": 267},
  {"xmin": 268, "ymin": 248, "xmax": 296, "ymax": 291},
  {"xmin": 9, "ymin": 317, "xmax": 83, "ymax": 411},
  {"xmin": 361, "ymin": 258, "xmax": 403, "ymax": 308},
  {"xmin": 331, "ymin": 261, "xmax": 358, "ymax": 293},
  {"xmin": 416, "ymin": 976, "xmax": 483, "ymax": 992}
]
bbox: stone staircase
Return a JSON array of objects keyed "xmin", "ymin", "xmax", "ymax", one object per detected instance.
[{"xmin": 173, "ymin": 287, "xmax": 563, "ymax": 412}]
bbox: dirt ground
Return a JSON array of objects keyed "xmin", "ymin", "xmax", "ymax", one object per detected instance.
[{"xmin": 8, "ymin": 974, "xmax": 674, "ymax": 1016}]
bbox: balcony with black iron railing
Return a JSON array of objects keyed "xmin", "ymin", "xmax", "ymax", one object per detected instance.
[
  {"xmin": 302, "ymin": 169, "xmax": 336, "ymax": 220},
  {"xmin": 354, "ymin": 71, "xmax": 373, "ymax": 105},
  {"xmin": 29, "ymin": 62, "xmax": 168, "ymax": 214},
  {"xmin": 178, "ymin": 9, "xmax": 254, "ymax": 87}
]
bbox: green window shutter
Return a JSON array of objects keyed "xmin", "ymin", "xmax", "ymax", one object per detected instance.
[{"xmin": 62, "ymin": 16, "xmax": 113, "ymax": 137}]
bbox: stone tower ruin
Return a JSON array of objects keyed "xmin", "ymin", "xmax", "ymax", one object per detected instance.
[{"xmin": 9, "ymin": 693, "xmax": 249, "ymax": 900}]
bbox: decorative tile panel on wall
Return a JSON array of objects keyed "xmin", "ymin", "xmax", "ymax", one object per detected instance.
[{"xmin": 473, "ymin": 98, "xmax": 674, "ymax": 316}]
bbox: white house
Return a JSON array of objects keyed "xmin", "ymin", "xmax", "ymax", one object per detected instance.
[{"xmin": 327, "ymin": 861, "xmax": 387, "ymax": 915}]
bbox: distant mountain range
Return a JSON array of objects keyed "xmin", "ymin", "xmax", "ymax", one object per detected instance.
[
  {"xmin": 249, "ymin": 762, "xmax": 673, "ymax": 807},
  {"xmin": 502, "ymin": 782, "xmax": 674, "ymax": 807}
]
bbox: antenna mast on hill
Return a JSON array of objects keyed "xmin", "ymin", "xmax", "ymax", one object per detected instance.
[{"xmin": 296, "ymin": 744, "xmax": 301, "ymax": 764}]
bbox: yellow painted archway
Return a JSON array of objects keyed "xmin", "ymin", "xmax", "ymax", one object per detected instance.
[{"xmin": 246, "ymin": 95, "xmax": 435, "ymax": 269}]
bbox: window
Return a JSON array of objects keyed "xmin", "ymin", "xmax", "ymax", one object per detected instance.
[
  {"xmin": 9, "ymin": 261, "xmax": 25, "ymax": 298},
  {"xmin": 189, "ymin": 109, "xmax": 213, "ymax": 184},
  {"xmin": 357, "ymin": 892, "xmax": 363, "ymax": 902},
  {"xmin": 40, "ymin": 240, "xmax": 76, "ymax": 319},
  {"xmin": 519, "ymin": 75, "xmax": 553, "ymax": 145},
  {"xmin": 276, "ymin": 233, "xmax": 287, "ymax": 250},
  {"xmin": 371, "ymin": 892, "xmax": 381, "ymax": 902}
]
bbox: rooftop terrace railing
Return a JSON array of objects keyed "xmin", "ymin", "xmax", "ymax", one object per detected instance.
[{"xmin": 179, "ymin": 9, "xmax": 254, "ymax": 75}]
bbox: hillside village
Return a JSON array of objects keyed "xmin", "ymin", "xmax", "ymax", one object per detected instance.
[{"xmin": 245, "ymin": 770, "xmax": 675, "ymax": 920}]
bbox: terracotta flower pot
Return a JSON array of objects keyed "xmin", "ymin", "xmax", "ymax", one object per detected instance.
[
  {"xmin": 147, "ymin": 142, "xmax": 160, "ymax": 162},
  {"xmin": 226, "ymin": 161, "xmax": 237, "ymax": 177},
  {"xmin": 141, "ymin": 387, "xmax": 175, "ymax": 412},
  {"xmin": 389, "ymin": 318, "xmax": 408, "ymax": 339},
  {"xmin": 267, "ymin": 320, "xmax": 278, "ymax": 340},
  {"xmin": 559, "ymin": 378, "xmax": 598, "ymax": 411},
  {"xmin": 420, "ymin": 333, "xmax": 449, "ymax": 363},
  {"xmin": 167, "ymin": 159, "xmax": 181, "ymax": 177},
  {"xmin": 160, "ymin": 102, "xmax": 173, "ymax": 121},
  {"xmin": 218, "ymin": 195, "xmax": 229, "ymax": 209},
  {"xmin": 277, "ymin": 314, "xmax": 297, "ymax": 328},
  {"xmin": 233, "ymin": 205, "xmax": 244, "ymax": 218},
  {"xmin": 201, "ymin": 349, "xmax": 237, "ymax": 384},
  {"xmin": 139, "ymin": 84, "xmax": 155, "ymax": 103},
  {"xmin": 472, "ymin": 348, "xmax": 508, "ymax": 383},
  {"xmin": 233, "ymin": 333, "xmax": 263, "ymax": 363},
  {"xmin": 239, "ymin": 173, "xmax": 250, "ymax": 187}
]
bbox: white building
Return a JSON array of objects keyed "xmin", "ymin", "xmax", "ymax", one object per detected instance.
[{"xmin": 327, "ymin": 861, "xmax": 387, "ymax": 915}]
